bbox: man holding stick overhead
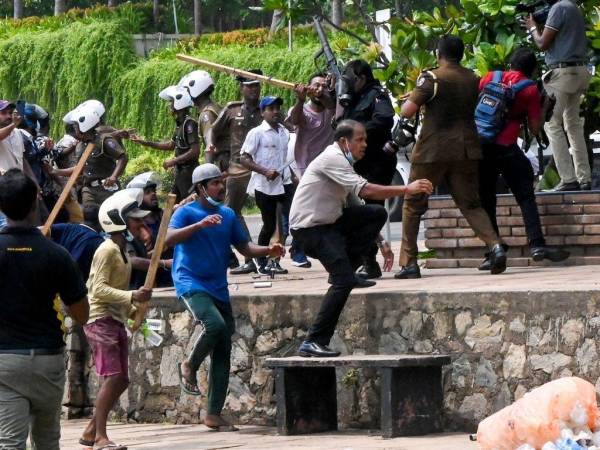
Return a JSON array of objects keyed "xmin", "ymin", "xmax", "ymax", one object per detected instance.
[{"xmin": 166, "ymin": 163, "xmax": 284, "ymax": 430}]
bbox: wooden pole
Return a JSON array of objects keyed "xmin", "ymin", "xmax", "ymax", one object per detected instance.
[
  {"xmin": 176, "ymin": 54, "xmax": 298, "ymax": 90},
  {"xmin": 131, "ymin": 193, "xmax": 177, "ymax": 332},
  {"xmin": 42, "ymin": 143, "xmax": 95, "ymax": 236}
]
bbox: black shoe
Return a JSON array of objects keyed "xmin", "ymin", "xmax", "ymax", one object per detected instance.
[
  {"xmin": 356, "ymin": 259, "xmax": 382, "ymax": 280},
  {"xmin": 580, "ymin": 182, "xmax": 592, "ymax": 191},
  {"xmin": 552, "ymin": 181, "xmax": 580, "ymax": 192},
  {"xmin": 354, "ymin": 276, "xmax": 376, "ymax": 288},
  {"xmin": 394, "ymin": 263, "xmax": 421, "ymax": 279},
  {"xmin": 271, "ymin": 261, "xmax": 288, "ymax": 275},
  {"xmin": 489, "ymin": 244, "xmax": 507, "ymax": 275},
  {"xmin": 228, "ymin": 252, "xmax": 240, "ymax": 269},
  {"xmin": 478, "ymin": 254, "xmax": 491, "ymax": 271},
  {"xmin": 230, "ymin": 260, "xmax": 257, "ymax": 275},
  {"xmin": 531, "ymin": 246, "xmax": 570, "ymax": 262},
  {"xmin": 298, "ymin": 341, "xmax": 341, "ymax": 357}
]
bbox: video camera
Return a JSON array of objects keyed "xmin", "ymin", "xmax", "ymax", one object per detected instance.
[
  {"xmin": 515, "ymin": 0, "xmax": 552, "ymax": 25},
  {"xmin": 383, "ymin": 118, "xmax": 417, "ymax": 155}
]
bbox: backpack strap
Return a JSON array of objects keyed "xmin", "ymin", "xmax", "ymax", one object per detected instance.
[
  {"xmin": 492, "ymin": 71, "xmax": 504, "ymax": 83},
  {"xmin": 512, "ymin": 79, "xmax": 536, "ymax": 94}
]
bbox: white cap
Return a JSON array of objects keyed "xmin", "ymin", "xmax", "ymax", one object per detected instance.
[
  {"xmin": 126, "ymin": 171, "xmax": 162, "ymax": 190},
  {"xmin": 159, "ymin": 85, "xmax": 194, "ymax": 111},
  {"xmin": 178, "ymin": 70, "xmax": 214, "ymax": 99}
]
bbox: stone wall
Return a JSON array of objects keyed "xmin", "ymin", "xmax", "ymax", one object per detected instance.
[
  {"xmin": 424, "ymin": 191, "xmax": 600, "ymax": 268},
  {"xmin": 74, "ymin": 289, "xmax": 600, "ymax": 432}
]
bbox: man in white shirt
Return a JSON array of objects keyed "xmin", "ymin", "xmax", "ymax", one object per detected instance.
[
  {"xmin": 241, "ymin": 96, "xmax": 295, "ymax": 275},
  {"xmin": 289, "ymin": 120, "xmax": 432, "ymax": 357}
]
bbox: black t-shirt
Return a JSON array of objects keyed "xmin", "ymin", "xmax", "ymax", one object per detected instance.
[{"xmin": 0, "ymin": 226, "xmax": 88, "ymax": 350}]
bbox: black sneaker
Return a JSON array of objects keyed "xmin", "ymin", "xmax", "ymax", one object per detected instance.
[
  {"xmin": 271, "ymin": 261, "xmax": 288, "ymax": 275},
  {"xmin": 230, "ymin": 260, "xmax": 257, "ymax": 275}
]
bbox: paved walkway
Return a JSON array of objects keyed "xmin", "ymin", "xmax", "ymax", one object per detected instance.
[
  {"xmin": 153, "ymin": 262, "xmax": 600, "ymax": 301},
  {"xmin": 60, "ymin": 420, "xmax": 476, "ymax": 449}
]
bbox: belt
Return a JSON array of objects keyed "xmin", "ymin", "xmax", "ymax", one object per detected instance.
[
  {"xmin": 548, "ymin": 61, "xmax": 586, "ymax": 69},
  {"xmin": 0, "ymin": 348, "xmax": 64, "ymax": 356}
]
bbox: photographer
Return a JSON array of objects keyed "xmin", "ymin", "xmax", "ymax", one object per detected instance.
[
  {"xmin": 478, "ymin": 48, "xmax": 569, "ymax": 269},
  {"xmin": 525, "ymin": 0, "xmax": 591, "ymax": 191}
]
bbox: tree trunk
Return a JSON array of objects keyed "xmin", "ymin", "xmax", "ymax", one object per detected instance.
[
  {"xmin": 194, "ymin": 0, "xmax": 202, "ymax": 35},
  {"xmin": 331, "ymin": 0, "xmax": 343, "ymax": 26},
  {"xmin": 55, "ymin": 0, "xmax": 66, "ymax": 15},
  {"xmin": 269, "ymin": 9, "xmax": 284, "ymax": 37},
  {"xmin": 153, "ymin": 0, "xmax": 160, "ymax": 26},
  {"xmin": 394, "ymin": 0, "xmax": 401, "ymax": 17},
  {"xmin": 13, "ymin": 0, "xmax": 23, "ymax": 19}
]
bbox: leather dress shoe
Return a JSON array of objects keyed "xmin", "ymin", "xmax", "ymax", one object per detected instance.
[
  {"xmin": 356, "ymin": 258, "xmax": 382, "ymax": 280},
  {"xmin": 298, "ymin": 341, "xmax": 341, "ymax": 357},
  {"xmin": 394, "ymin": 263, "xmax": 421, "ymax": 279},
  {"xmin": 230, "ymin": 260, "xmax": 257, "ymax": 275},
  {"xmin": 552, "ymin": 181, "xmax": 580, "ymax": 192},
  {"xmin": 580, "ymin": 182, "xmax": 592, "ymax": 191},
  {"xmin": 488, "ymin": 244, "xmax": 507, "ymax": 275},
  {"xmin": 354, "ymin": 276, "xmax": 376, "ymax": 288},
  {"xmin": 531, "ymin": 246, "xmax": 570, "ymax": 262},
  {"xmin": 478, "ymin": 255, "xmax": 491, "ymax": 271}
]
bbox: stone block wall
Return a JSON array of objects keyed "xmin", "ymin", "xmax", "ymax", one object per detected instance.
[
  {"xmin": 424, "ymin": 191, "xmax": 600, "ymax": 268},
  {"xmin": 79, "ymin": 290, "xmax": 600, "ymax": 432}
]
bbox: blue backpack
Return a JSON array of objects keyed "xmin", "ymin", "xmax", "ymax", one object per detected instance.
[{"xmin": 475, "ymin": 71, "xmax": 535, "ymax": 143}]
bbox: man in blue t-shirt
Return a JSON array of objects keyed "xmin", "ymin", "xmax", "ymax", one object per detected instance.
[{"xmin": 166, "ymin": 163, "xmax": 284, "ymax": 431}]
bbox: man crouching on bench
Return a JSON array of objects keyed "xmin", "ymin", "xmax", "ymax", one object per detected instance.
[{"xmin": 289, "ymin": 120, "xmax": 433, "ymax": 357}]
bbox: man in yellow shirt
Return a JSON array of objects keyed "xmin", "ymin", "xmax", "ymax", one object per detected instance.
[{"xmin": 79, "ymin": 189, "xmax": 152, "ymax": 450}]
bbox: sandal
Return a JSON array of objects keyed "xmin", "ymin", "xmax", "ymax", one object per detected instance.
[
  {"xmin": 206, "ymin": 424, "xmax": 240, "ymax": 432},
  {"xmin": 178, "ymin": 362, "xmax": 201, "ymax": 396},
  {"xmin": 79, "ymin": 437, "xmax": 95, "ymax": 447},
  {"xmin": 93, "ymin": 443, "xmax": 127, "ymax": 450}
]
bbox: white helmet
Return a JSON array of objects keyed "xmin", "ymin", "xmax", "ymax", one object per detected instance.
[
  {"xmin": 127, "ymin": 171, "xmax": 162, "ymax": 190},
  {"xmin": 159, "ymin": 85, "xmax": 193, "ymax": 111},
  {"xmin": 178, "ymin": 70, "xmax": 214, "ymax": 99},
  {"xmin": 99, "ymin": 188, "xmax": 150, "ymax": 234},
  {"xmin": 63, "ymin": 99, "xmax": 105, "ymax": 133}
]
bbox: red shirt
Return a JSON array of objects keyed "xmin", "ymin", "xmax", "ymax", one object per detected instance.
[{"xmin": 479, "ymin": 70, "xmax": 541, "ymax": 147}]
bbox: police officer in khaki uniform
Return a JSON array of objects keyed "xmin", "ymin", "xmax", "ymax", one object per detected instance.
[
  {"xmin": 178, "ymin": 70, "xmax": 231, "ymax": 172},
  {"xmin": 396, "ymin": 35, "xmax": 507, "ymax": 279},
  {"xmin": 131, "ymin": 86, "xmax": 200, "ymax": 203},
  {"xmin": 206, "ymin": 70, "xmax": 263, "ymax": 275},
  {"xmin": 63, "ymin": 100, "xmax": 128, "ymax": 209}
]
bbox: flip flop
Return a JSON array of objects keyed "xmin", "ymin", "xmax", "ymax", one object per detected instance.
[
  {"xmin": 79, "ymin": 438, "xmax": 95, "ymax": 447},
  {"xmin": 178, "ymin": 362, "xmax": 201, "ymax": 396},
  {"xmin": 206, "ymin": 424, "xmax": 240, "ymax": 432}
]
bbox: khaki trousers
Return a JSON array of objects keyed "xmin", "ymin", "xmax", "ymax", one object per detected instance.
[
  {"xmin": 400, "ymin": 160, "xmax": 501, "ymax": 266},
  {"xmin": 225, "ymin": 172, "xmax": 251, "ymax": 238},
  {"xmin": 544, "ymin": 65, "xmax": 592, "ymax": 184}
]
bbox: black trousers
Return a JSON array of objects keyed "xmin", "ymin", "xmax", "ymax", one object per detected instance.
[
  {"xmin": 255, "ymin": 184, "xmax": 294, "ymax": 265},
  {"xmin": 479, "ymin": 143, "xmax": 545, "ymax": 248},
  {"xmin": 291, "ymin": 205, "xmax": 387, "ymax": 345}
]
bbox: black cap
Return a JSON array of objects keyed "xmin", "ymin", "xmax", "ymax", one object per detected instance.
[{"xmin": 236, "ymin": 69, "xmax": 263, "ymax": 85}]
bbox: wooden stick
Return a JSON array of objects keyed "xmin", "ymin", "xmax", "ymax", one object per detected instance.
[
  {"xmin": 131, "ymin": 193, "xmax": 177, "ymax": 332},
  {"xmin": 42, "ymin": 143, "xmax": 95, "ymax": 236},
  {"xmin": 176, "ymin": 54, "xmax": 298, "ymax": 90}
]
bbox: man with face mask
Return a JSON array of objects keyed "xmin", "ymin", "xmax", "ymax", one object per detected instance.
[
  {"xmin": 289, "ymin": 120, "xmax": 433, "ymax": 357},
  {"xmin": 206, "ymin": 70, "xmax": 263, "ymax": 275},
  {"xmin": 131, "ymin": 86, "xmax": 199, "ymax": 203},
  {"xmin": 63, "ymin": 100, "xmax": 129, "ymax": 209},
  {"xmin": 339, "ymin": 59, "xmax": 396, "ymax": 280},
  {"xmin": 166, "ymin": 163, "xmax": 284, "ymax": 430}
]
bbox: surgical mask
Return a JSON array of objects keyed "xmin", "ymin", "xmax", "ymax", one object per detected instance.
[
  {"xmin": 341, "ymin": 141, "xmax": 354, "ymax": 165},
  {"xmin": 202, "ymin": 186, "xmax": 223, "ymax": 207}
]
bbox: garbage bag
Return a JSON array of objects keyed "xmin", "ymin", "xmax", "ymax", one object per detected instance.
[{"xmin": 477, "ymin": 377, "xmax": 599, "ymax": 450}]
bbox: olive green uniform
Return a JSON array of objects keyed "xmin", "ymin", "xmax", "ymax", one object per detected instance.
[
  {"xmin": 196, "ymin": 99, "xmax": 230, "ymax": 172},
  {"xmin": 171, "ymin": 116, "xmax": 200, "ymax": 202},
  {"xmin": 210, "ymin": 101, "xmax": 261, "ymax": 237},
  {"xmin": 400, "ymin": 63, "xmax": 501, "ymax": 266},
  {"xmin": 80, "ymin": 127, "xmax": 126, "ymax": 208}
]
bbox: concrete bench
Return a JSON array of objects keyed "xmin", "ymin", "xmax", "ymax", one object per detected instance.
[{"xmin": 265, "ymin": 354, "xmax": 451, "ymax": 438}]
